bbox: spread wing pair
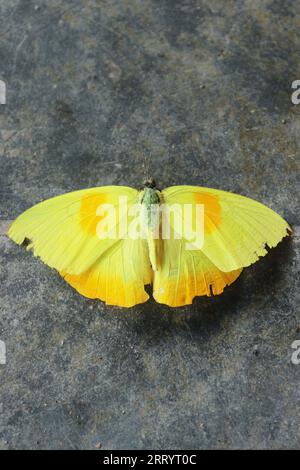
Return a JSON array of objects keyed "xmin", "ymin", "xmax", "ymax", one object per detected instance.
[{"xmin": 8, "ymin": 185, "xmax": 291, "ymax": 307}]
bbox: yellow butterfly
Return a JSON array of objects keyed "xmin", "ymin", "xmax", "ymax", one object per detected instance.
[{"xmin": 7, "ymin": 179, "xmax": 291, "ymax": 307}]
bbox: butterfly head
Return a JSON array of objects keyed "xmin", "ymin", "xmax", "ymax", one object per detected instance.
[{"xmin": 143, "ymin": 177, "xmax": 156, "ymax": 189}]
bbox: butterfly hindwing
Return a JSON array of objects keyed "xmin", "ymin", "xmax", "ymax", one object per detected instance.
[
  {"xmin": 153, "ymin": 236, "xmax": 242, "ymax": 307},
  {"xmin": 62, "ymin": 237, "xmax": 152, "ymax": 307}
]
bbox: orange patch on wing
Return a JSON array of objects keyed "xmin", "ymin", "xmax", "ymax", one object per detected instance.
[
  {"xmin": 194, "ymin": 192, "xmax": 221, "ymax": 234},
  {"xmin": 79, "ymin": 193, "xmax": 108, "ymax": 236},
  {"xmin": 154, "ymin": 267, "xmax": 242, "ymax": 307},
  {"xmin": 61, "ymin": 268, "xmax": 148, "ymax": 307}
]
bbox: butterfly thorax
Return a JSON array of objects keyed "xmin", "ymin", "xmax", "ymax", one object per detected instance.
[
  {"xmin": 141, "ymin": 186, "xmax": 160, "ymax": 204},
  {"xmin": 141, "ymin": 187, "xmax": 160, "ymax": 227}
]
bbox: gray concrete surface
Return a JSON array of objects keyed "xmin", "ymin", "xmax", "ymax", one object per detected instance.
[{"xmin": 0, "ymin": 0, "xmax": 299, "ymax": 449}]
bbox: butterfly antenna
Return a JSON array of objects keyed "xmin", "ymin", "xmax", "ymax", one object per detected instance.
[{"xmin": 140, "ymin": 151, "xmax": 157, "ymax": 189}]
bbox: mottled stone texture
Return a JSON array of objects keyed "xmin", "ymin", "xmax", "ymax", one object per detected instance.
[{"xmin": 0, "ymin": 0, "xmax": 299, "ymax": 450}]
